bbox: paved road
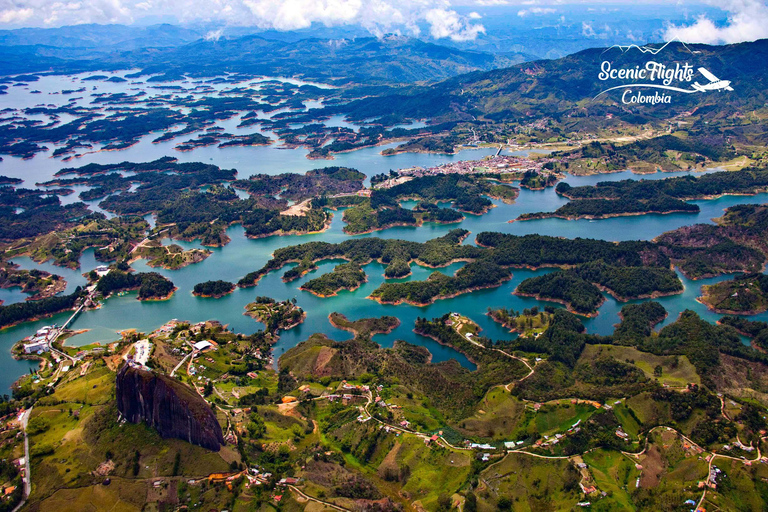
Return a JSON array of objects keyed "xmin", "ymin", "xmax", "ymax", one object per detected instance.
[{"xmin": 12, "ymin": 407, "xmax": 32, "ymax": 512}]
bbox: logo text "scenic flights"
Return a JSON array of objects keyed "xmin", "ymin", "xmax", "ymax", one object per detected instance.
[{"xmin": 598, "ymin": 61, "xmax": 694, "ymax": 86}]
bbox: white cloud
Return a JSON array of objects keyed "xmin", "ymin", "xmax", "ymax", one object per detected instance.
[
  {"xmin": 472, "ymin": 0, "xmax": 512, "ymax": 5},
  {"xmin": 581, "ymin": 20, "xmax": 612, "ymax": 39},
  {"xmin": 425, "ymin": 7, "xmax": 485, "ymax": 41},
  {"xmin": 0, "ymin": 0, "xmax": 486, "ymax": 42},
  {"xmin": 0, "ymin": 8, "xmax": 33, "ymax": 23},
  {"xmin": 204, "ymin": 28, "xmax": 224, "ymax": 41},
  {"xmin": 664, "ymin": 0, "xmax": 768, "ymax": 44},
  {"xmin": 517, "ymin": 7, "xmax": 555, "ymax": 17}
]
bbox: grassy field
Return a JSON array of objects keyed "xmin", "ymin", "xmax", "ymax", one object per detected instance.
[
  {"xmin": 478, "ymin": 452, "xmax": 581, "ymax": 511},
  {"xmin": 702, "ymin": 456, "xmax": 768, "ymax": 511},
  {"xmin": 534, "ymin": 401, "xmax": 597, "ymax": 436},
  {"xmin": 38, "ymin": 363, "xmax": 114, "ymax": 406},
  {"xmin": 455, "ymin": 388, "xmax": 526, "ymax": 441},
  {"xmin": 582, "ymin": 449, "xmax": 640, "ymax": 510},
  {"xmin": 612, "ymin": 402, "xmax": 642, "ymax": 438},
  {"xmin": 31, "ymin": 477, "xmax": 147, "ymax": 512},
  {"xmin": 580, "ymin": 345, "xmax": 700, "ymax": 388}
]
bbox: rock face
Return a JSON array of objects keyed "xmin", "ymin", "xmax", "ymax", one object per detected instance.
[{"xmin": 116, "ymin": 365, "xmax": 224, "ymax": 451}]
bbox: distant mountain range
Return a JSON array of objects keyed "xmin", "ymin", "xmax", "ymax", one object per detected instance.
[
  {"xmin": 0, "ymin": 28, "xmax": 535, "ymax": 84},
  {"xmin": 0, "ymin": 23, "xmax": 202, "ymax": 50},
  {"xmin": 331, "ymin": 39, "xmax": 768, "ymax": 124}
]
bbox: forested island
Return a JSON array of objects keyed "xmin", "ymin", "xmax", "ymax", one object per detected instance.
[
  {"xmin": 338, "ymin": 174, "xmax": 517, "ymax": 234},
  {"xmin": 192, "ymin": 280, "xmax": 236, "ymax": 298},
  {"xmin": 488, "ymin": 305, "xmax": 556, "ymax": 337},
  {"xmin": 244, "ymin": 296, "xmax": 305, "ymax": 331},
  {"xmin": 300, "ymin": 262, "xmax": 367, "ymax": 297},
  {"xmin": 237, "ymin": 229, "xmax": 479, "ymax": 288},
  {"xmin": 328, "ymin": 312, "xmax": 400, "ymax": 337},
  {"xmin": 96, "ymin": 270, "xmax": 176, "ymax": 300},
  {"xmin": 371, "ymin": 261, "xmax": 511, "ymax": 306},
  {"xmin": 131, "ymin": 240, "xmax": 212, "ymax": 269},
  {"xmin": 238, "ymin": 221, "xmax": 768, "ymax": 315},
  {"xmin": 519, "ymin": 167, "xmax": 768, "ymax": 221},
  {"xmin": 699, "ymin": 273, "xmax": 768, "ymax": 315},
  {"xmin": 514, "ymin": 262, "xmax": 683, "ymax": 316},
  {"xmin": 0, "ymin": 266, "xmax": 66, "ymax": 301},
  {"xmin": 0, "ymin": 288, "xmax": 84, "ymax": 329}
]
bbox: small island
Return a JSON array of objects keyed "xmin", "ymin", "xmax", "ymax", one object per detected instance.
[
  {"xmin": 193, "ymin": 280, "xmax": 236, "ymax": 298},
  {"xmin": 0, "ymin": 265, "xmax": 67, "ymax": 301},
  {"xmin": 131, "ymin": 240, "xmax": 212, "ymax": 269},
  {"xmin": 244, "ymin": 296, "xmax": 305, "ymax": 331},
  {"xmin": 300, "ymin": 262, "xmax": 367, "ymax": 297},
  {"xmin": 369, "ymin": 261, "xmax": 511, "ymax": 306},
  {"xmin": 328, "ymin": 312, "xmax": 400, "ymax": 337},
  {"xmin": 97, "ymin": 270, "xmax": 176, "ymax": 301},
  {"xmin": 0, "ymin": 289, "xmax": 84, "ymax": 329},
  {"xmin": 699, "ymin": 273, "xmax": 768, "ymax": 315},
  {"xmin": 514, "ymin": 272, "xmax": 605, "ymax": 317},
  {"xmin": 488, "ymin": 306, "xmax": 556, "ymax": 337},
  {"xmin": 384, "ymin": 259, "xmax": 411, "ymax": 278},
  {"xmin": 517, "ymin": 169, "xmax": 768, "ymax": 222}
]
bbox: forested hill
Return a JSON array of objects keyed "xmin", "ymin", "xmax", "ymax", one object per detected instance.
[
  {"xmin": 332, "ymin": 38, "xmax": 768, "ymax": 124},
  {"xmin": 0, "ymin": 34, "xmax": 532, "ymax": 85}
]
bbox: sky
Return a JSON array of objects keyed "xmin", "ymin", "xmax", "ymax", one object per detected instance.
[{"xmin": 0, "ymin": 0, "xmax": 766, "ymax": 45}]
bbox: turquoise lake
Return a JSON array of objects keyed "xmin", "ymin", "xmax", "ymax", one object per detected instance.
[{"xmin": 0, "ymin": 72, "xmax": 765, "ymax": 393}]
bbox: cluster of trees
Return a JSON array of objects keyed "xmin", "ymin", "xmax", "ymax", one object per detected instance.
[
  {"xmin": 502, "ymin": 309, "xmax": 599, "ymax": 368},
  {"xmin": 382, "ymin": 135, "xmax": 460, "ymax": 155},
  {"xmin": 371, "ymin": 261, "xmax": 510, "ymax": 305},
  {"xmin": 0, "ymin": 189, "xmax": 93, "ymax": 242},
  {"xmin": 262, "ymin": 301, "xmax": 303, "ymax": 332},
  {"xmin": 416, "ymin": 202, "xmax": 464, "ymax": 224},
  {"xmin": 96, "ymin": 270, "xmax": 174, "ymax": 300},
  {"xmin": 239, "ymin": 229, "xmax": 477, "ymax": 287},
  {"xmin": 336, "ymin": 174, "xmax": 517, "ymax": 233},
  {"xmin": 384, "ymin": 259, "xmax": 410, "ymax": 278},
  {"xmin": 519, "ymin": 170, "xmax": 558, "ymax": 190},
  {"xmin": 527, "ymin": 167, "xmax": 768, "ymax": 221},
  {"xmin": 475, "ymin": 232, "xmax": 668, "ymax": 268},
  {"xmin": 193, "ymin": 280, "xmax": 235, "ymax": 298},
  {"xmin": 487, "ymin": 305, "xmax": 555, "ymax": 333},
  {"xmin": 520, "ymin": 195, "xmax": 698, "ymax": 220},
  {"xmin": 0, "ymin": 287, "xmax": 83, "ymax": 329},
  {"xmin": 233, "ymin": 166, "xmax": 365, "ymax": 202},
  {"xmin": 515, "ymin": 272, "xmax": 605, "ymax": 315},
  {"xmin": 176, "ymin": 131, "xmax": 271, "ymax": 151},
  {"xmin": 569, "ymin": 171, "xmax": 730, "ymax": 201},
  {"xmin": 700, "ymin": 273, "xmax": 768, "ymax": 313},
  {"xmin": 371, "ymin": 174, "xmax": 507, "ymax": 214},
  {"xmin": 342, "ymin": 202, "xmax": 418, "ymax": 234},
  {"xmin": 612, "ymin": 302, "xmax": 668, "ymax": 345},
  {"xmin": 566, "ymin": 135, "xmax": 734, "ymax": 172},
  {"xmin": 638, "ymin": 309, "xmax": 762, "ymax": 384},
  {"xmin": 301, "ymin": 262, "xmax": 366, "ymax": 297},
  {"xmin": 329, "ymin": 313, "xmax": 399, "ymax": 337},
  {"xmin": 515, "ymin": 262, "xmax": 682, "ymax": 315}
]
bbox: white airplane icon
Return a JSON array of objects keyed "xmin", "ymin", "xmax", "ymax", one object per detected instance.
[{"xmin": 692, "ymin": 67, "xmax": 734, "ymax": 92}]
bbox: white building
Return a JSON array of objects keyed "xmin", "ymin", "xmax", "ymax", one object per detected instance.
[
  {"xmin": 193, "ymin": 340, "xmax": 213, "ymax": 351},
  {"xmin": 23, "ymin": 341, "xmax": 49, "ymax": 354}
]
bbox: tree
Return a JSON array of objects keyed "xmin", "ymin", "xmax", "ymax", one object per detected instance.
[
  {"xmin": 653, "ymin": 365, "xmax": 663, "ymax": 377},
  {"xmin": 464, "ymin": 492, "xmax": 477, "ymax": 512}
]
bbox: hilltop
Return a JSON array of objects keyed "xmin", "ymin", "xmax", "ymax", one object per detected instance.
[{"xmin": 0, "ymin": 34, "xmax": 531, "ymax": 85}]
